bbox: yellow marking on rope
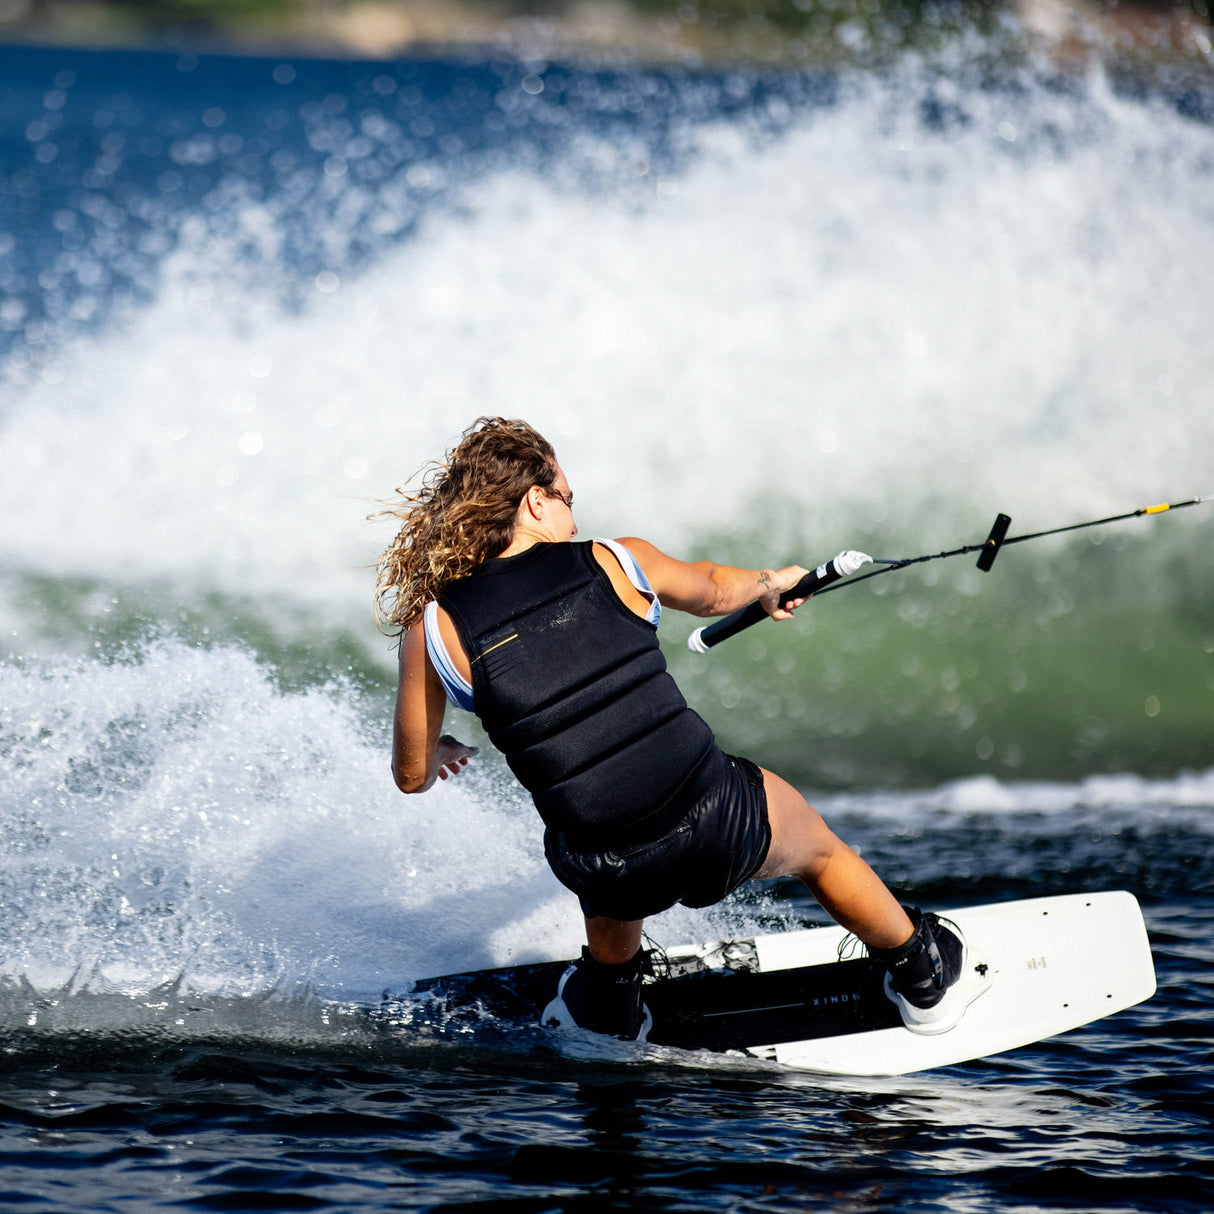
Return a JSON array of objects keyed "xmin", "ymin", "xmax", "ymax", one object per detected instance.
[{"xmin": 1144, "ymin": 503, "xmax": 1170, "ymax": 514}]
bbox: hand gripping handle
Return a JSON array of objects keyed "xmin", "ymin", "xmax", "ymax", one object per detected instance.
[{"xmin": 687, "ymin": 550, "xmax": 872, "ymax": 653}]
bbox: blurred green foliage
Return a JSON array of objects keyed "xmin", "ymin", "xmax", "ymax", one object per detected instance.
[{"xmin": 6, "ymin": 0, "xmax": 1209, "ymax": 45}]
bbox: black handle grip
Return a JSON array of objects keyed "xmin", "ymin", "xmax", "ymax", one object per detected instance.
[{"xmin": 688, "ymin": 551, "xmax": 871, "ymax": 653}]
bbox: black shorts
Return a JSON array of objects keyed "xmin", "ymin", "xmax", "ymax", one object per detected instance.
[{"xmin": 543, "ymin": 753, "xmax": 772, "ymax": 922}]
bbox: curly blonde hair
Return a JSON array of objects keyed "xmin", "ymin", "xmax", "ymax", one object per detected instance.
[{"xmin": 374, "ymin": 417, "xmax": 558, "ymax": 635}]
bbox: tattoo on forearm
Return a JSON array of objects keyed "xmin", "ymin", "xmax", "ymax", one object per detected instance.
[{"xmin": 757, "ymin": 569, "xmax": 773, "ymax": 590}]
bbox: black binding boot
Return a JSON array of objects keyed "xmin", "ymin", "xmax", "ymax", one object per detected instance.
[
  {"xmin": 869, "ymin": 907, "xmax": 973, "ymax": 1035},
  {"xmin": 542, "ymin": 947, "xmax": 652, "ymax": 1041}
]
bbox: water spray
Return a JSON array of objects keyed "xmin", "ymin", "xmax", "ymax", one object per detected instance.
[{"xmin": 688, "ymin": 493, "xmax": 1213, "ymax": 653}]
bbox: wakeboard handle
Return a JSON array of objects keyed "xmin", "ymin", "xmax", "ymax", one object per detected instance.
[{"xmin": 688, "ymin": 550, "xmax": 873, "ymax": 653}]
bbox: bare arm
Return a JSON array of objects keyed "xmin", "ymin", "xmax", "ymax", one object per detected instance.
[
  {"xmin": 392, "ymin": 624, "xmax": 477, "ymax": 794},
  {"xmin": 617, "ymin": 537, "xmax": 810, "ymax": 620}
]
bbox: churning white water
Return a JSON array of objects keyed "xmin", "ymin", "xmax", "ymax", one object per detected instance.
[
  {"xmin": 1, "ymin": 65, "xmax": 1211, "ymax": 638},
  {"xmin": 2, "ymin": 49, "xmax": 1211, "ymax": 1002}
]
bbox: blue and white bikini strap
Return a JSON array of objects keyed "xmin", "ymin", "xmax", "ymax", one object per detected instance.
[
  {"xmin": 594, "ymin": 537, "xmax": 661, "ymax": 626},
  {"xmin": 423, "ymin": 600, "xmax": 475, "ymax": 711}
]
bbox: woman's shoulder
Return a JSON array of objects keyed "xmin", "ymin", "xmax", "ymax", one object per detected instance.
[
  {"xmin": 591, "ymin": 538, "xmax": 660, "ymax": 623},
  {"xmin": 591, "ymin": 536, "xmax": 643, "ymax": 571}
]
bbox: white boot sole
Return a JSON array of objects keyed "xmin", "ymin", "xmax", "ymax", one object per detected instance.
[{"xmin": 885, "ymin": 945, "xmax": 994, "ymax": 1036}]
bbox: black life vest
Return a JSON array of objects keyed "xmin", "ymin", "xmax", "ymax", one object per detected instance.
[{"xmin": 438, "ymin": 542, "xmax": 724, "ymax": 843}]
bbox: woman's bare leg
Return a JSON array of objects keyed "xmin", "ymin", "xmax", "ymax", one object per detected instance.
[
  {"xmin": 580, "ymin": 767, "xmax": 910, "ymax": 962},
  {"xmin": 584, "ymin": 914, "xmax": 644, "ymax": 964},
  {"xmin": 755, "ymin": 768, "xmax": 913, "ymax": 950}
]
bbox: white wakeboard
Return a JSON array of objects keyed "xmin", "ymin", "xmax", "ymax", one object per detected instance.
[{"xmin": 406, "ymin": 890, "xmax": 1155, "ymax": 1076}]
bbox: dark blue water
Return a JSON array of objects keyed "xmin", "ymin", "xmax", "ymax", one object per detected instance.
[
  {"xmin": 2, "ymin": 884, "xmax": 1211, "ymax": 1211},
  {"xmin": 3, "ymin": 745, "xmax": 1212, "ymax": 1210},
  {"xmin": 2, "ymin": 28, "xmax": 1213, "ymax": 1214}
]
